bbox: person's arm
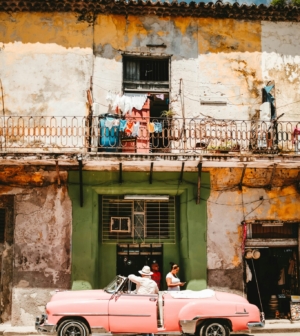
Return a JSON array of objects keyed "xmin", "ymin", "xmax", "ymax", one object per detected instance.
[
  {"xmin": 128, "ymin": 274, "xmax": 141, "ymax": 285},
  {"xmin": 166, "ymin": 275, "xmax": 184, "ymax": 287},
  {"xmin": 154, "ymin": 284, "xmax": 159, "ymax": 294}
]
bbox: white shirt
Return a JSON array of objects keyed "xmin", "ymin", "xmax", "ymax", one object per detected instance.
[
  {"xmin": 166, "ymin": 272, "xmax": 180, "ymax": 291},
  {"xmin": 128, "ymin": 274, "xmax": 159, "ymax": 295}
]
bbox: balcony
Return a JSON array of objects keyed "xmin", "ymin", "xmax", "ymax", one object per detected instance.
[{"xmin": 0, "ymin": 116, "xmax": 299, "ymax": 157}]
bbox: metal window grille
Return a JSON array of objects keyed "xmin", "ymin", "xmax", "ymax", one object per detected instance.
[
  {"xmin": 123, "ymin": 57, "xmax": 170, "ymax": 92},
  {"xmin": 0, "ymin": 208, "xmax": 5, "ymax": 243},
  {"xmin": 247, "ymin": 223, "xmax": 298, "ymax": 239},
  {"xmin": 101, "ymin": 196, "xmax": 175, "ymax": 244}
]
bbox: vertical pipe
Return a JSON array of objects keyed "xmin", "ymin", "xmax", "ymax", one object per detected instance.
[
  {"xmin": 196, "ymin": 162, "xmax": 202, "ymax": 204},
  {"xmin": 119, "ymin": 162, "xmax": 123, "ymax": 184},
  {"xmin": 149, "ymin": 162, "xmax": 154, "ymax": 184},
  {"xmin": 79, "ymin": 158, "xmax": 83, "ymax": 207}
]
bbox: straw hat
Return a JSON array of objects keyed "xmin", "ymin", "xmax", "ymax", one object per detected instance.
[
  {"xmin": 252, "ymin": 249, "xmax": 261, "ymax": 259},
  {"xmin": 245, "ymin": 249, "xmax": 253, "ymax": 259}
]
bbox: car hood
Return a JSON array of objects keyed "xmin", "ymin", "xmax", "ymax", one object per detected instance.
[
  {"xmin": 50, "ymin": 289, "xmax": 111, "ymax": 302},
  {"xmin": 215, "ymin": 291, "xmax": 249, "ymax": 303}
]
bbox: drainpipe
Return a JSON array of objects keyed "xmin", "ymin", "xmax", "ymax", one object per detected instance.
[{"xmin": 0, "ymin": 79, "xmax": 6, "ymax": 151}]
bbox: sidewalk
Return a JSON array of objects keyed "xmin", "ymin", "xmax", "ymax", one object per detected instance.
[
  {"xmin": 250, "ymin": 319, "xmax": 300, "ymax": 334},
  {"xmin": 1, "ymin": 320, "xmax": 300, "ymax": 335}
]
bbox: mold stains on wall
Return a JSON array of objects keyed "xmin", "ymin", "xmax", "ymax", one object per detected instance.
[
  {"xmin": 13, "ymin": 184, "xmax": 71, "ymax": 288},
  {"xmin": 0, "ymin": 12, "xmax": 93, "ymax": 48},
  {"xmin": 262, "ymin": 21, "xmax": 300, "ymax": 121},
  {"xmin": 229, "ymin": 59, "xmax": 263, "ymax": 98},
  {"xmin": 197, "ymin": 18, "xmax": 261, "ymax": 54},
  {"xmin": 207, "ymin": 167, "xmax": 300, "ymax": 294},
  {"xmin": 0, "ymin": 196, "xmax": 14, "ymax": 323}
]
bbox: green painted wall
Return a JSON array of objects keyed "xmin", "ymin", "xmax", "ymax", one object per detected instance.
[{"xmin": 68, "ymin": 170, "xmax": 210, "ymax": 290}]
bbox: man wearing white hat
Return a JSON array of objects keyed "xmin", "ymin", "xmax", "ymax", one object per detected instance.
[{"xmin": 128, "ymin": 265, "xmax": 159, "ymax": 295}]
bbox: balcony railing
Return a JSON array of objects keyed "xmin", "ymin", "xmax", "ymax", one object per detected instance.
[{"xmin": 0, "ymin": 115, "xmax": 299, "ymax": 155}]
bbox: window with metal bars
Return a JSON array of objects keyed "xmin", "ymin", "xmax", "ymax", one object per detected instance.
[
  {"xmin": 0, "ymin": 208, "xmax": 5, "ymax": 243},
  {"xmin": 247, "ymin": 223, "xmax": 298, "ymax": 239},
  {"xmin": 101, "ymin": 196, "xmax": 175, "ymax": 244},
  {"xmin": 123, "ymin": 57, "xmax": 169, "ymax": 92}
]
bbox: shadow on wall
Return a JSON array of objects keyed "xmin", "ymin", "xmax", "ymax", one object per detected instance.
[
  {"xmin": 72, "ymin": 280, "xmax": 93, "ymax": 290},
  {"xmin": 186, "ymin": 279, "xmax": 207, "ymax": 291}
]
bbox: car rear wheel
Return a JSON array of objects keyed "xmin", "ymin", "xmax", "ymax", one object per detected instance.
[
  {"xmin": 57, "ymin": 319, "xmax": 89, "ymax": 336},
  {"xmin": 201, "ymin": 322, "xmax": 230, "ymax": 336}
]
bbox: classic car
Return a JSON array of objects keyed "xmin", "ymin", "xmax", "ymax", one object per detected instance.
[{"xmin": 35, "ymin": 275, "xmax": 264, "ymax": 336}]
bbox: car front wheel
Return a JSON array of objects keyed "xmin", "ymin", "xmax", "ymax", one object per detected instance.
[
  {"xmin": 57, "ymin": 319, "xmax": 89, "ymax": 336},
  {"xmin": 201, "ymin": 322, "xmax": 230, "ymax": 336}
]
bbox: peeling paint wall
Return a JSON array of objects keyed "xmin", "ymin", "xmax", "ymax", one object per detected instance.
[
  {"xmin": 93, "ymin": 16, "xmax": 263, "ymax": 120},
  {"xmin": 262, "ymin": 22, "xmax": 300, "ymax": 121},
  {"xmin": 0, "ymin": 12, "xmax": 93, "ymax": 117},
  {"xmin": 0, "ymin": 167, "xmax": 71, "ymax": 326},
  {"xmin": 207, "ymin": 167, "xmax": 300, "ymax": 295},
  {"xmin": 1, "ymin": 13, "xmax": 300, "ymax": 124}
]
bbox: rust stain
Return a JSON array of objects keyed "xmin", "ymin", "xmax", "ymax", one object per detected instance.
[
  {"xmin": 94, "ymin": 14, "xmax": 127, "ymax": 51},
  {"xmin": 197, "ymin": 18, "xmax": 261, "ymax": 54},
  {"xmin": 0, "ymin": 166, "xmax": 44, "ymax": 186},
  {"xmin": 0, "ymin": 12, "xmax": 92, "ymax": 48},
  {"xmin": 232, "ymin": 255, "xmax": 240, "ymax": 267}
]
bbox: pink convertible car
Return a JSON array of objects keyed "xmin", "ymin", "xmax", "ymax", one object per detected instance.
[{"xmin": 35, "ymin": 275, "xmax": 264, "ymax": 336}]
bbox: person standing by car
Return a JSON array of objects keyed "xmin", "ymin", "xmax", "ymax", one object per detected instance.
[
  {"xmin": 128, "ymin": 265, "xmax": 159, "ymax": 295},
  {"xmin": 151, "ymin": 262, "xmax": 161, "ymax": 289},
  {"xmin": 166, "ymin": 262, "xmax": 186, "ymax": 291}
]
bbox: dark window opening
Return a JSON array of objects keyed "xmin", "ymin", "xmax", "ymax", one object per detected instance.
[
  {"xmin": 123, "ymin": 57, "xmax": 169, "ymax": 93},
  {"xmin": 124, "ymin": 58, "xmax": 169, "ymax": 82},
  {"xmin": 251, "ymin": 223, "xmax": 298, "ymax": 239}
]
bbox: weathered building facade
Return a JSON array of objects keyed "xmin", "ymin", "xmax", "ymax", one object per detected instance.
[{"xmin": 1, "ymin": 0, "xmax": 300, "ymax": 325}]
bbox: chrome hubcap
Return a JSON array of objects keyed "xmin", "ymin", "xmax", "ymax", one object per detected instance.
[{"xmin": 205, "ymin": 323, "xmax": 226, "ymax": 336}]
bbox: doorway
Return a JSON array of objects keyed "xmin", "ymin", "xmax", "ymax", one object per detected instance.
[
  {"xmin": 117, "ymin": 244, "xmax": 163, "ymax": 289},
  {"xmin": 246, "ymin": 247, "xmax": 298, "ymax": 319}
]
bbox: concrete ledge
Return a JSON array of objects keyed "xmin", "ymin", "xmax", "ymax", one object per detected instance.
[
  {"xmin": 0, "ymin": 325, "xmax": 37, "ymax": 336},
  {"xmin": 250, "ymin": 319, "xmax": 300, "ymax": 333}
]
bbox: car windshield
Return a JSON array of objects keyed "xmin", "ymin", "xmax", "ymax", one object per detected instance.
[{"xmin": 104, "ymin": 276, "xmax": 125, "ymax": 294}]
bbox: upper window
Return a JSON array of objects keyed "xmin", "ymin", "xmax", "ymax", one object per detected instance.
[{"xmin": 123, "ymin": 57, "xmax": 169, "ymax": 93}]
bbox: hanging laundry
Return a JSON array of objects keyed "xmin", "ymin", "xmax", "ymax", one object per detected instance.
[
  {"xmin": 154, "ymin": 122, "xmax": 162, "ymax": 133},
  {"xmin": 125, "ymin": 120, "xmax": 134, "ymax": 135},
  {"xmin": 105, "ymin": 117, "xmax": 115, "ymax": 130},
  {"xmin": 112, "ymin": 94, "xmax": 121, "ymax": 112},
  {"xmin": 246, "ymin": 262, "xmax": 252, "ymax": 283},
  {"xmin": 124, "ymin": 93, "xmax": 148, "ymax": 111},
  {"xmin": 148, "ymin": 122, "xmax": 155, "ymax": 133},
  {"xmin": 156, "ymin": 94, "xmax": 164, "ymax": 100},
  {"xmin": 106, "ymin": 91, "xmax": 116, "ymax": 105},
  {"xmin": 120, "ymin": 119, "xmax": 127, "ymax": 132},
  {"xmin": 123, "ymin": 96, "xmax": 133, "ymax": 115},
  {"xmin": 119, "ymin": 95, "xmax": 126, "ymax": 114},
  {"xmin": 132, "ymin": 122, "xmax": 140, "ymax": 137},
  {"xmin": 113, "ymin": 119, "xmax": 120, "ymax": 127}
]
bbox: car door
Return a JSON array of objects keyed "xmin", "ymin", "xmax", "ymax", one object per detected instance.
[{"xmin": 108, "ymin": 293, "xmax": 158, "ymax": 333}]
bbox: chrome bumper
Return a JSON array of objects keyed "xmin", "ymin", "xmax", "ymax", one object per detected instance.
[
  {"xmin": 179, "ymin": 320, "xmax": 198, "ymax": 334},
  {"xmin": 247, "ymin": 322, "xmax": 265, "ymax": 328},
  {"xmin": 35, "ymin": 315, "xmax": 56, "ymax": 335}
]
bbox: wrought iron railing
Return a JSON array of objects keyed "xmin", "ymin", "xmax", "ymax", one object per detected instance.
[{"xmin": 0, "ymin": 115, "xmax": 299, "ymax": 154}]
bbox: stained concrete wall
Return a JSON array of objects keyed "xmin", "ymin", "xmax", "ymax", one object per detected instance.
[
  {"xmin": 0, "ymin": 12, "xmax": 93, "ymax": 117},
  {"xmin": 206, "ymin": 167, "xmax": 300, "ymax": 295},
  {"xmin": 0, "ymin": 167, "xmax": 72, "ymax": 326},
  {"xmin": 262, "ymin": 21, "xmax": 300, "ymax": 122},
  {"xmin": 1, "ymin": 13, "xmax": 300, "ymax": 125}
]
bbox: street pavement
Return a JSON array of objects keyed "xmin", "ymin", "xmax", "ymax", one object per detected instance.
[{"xmin": 1, "ymin": 320, "xmax": 300, "ymax": 336}]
